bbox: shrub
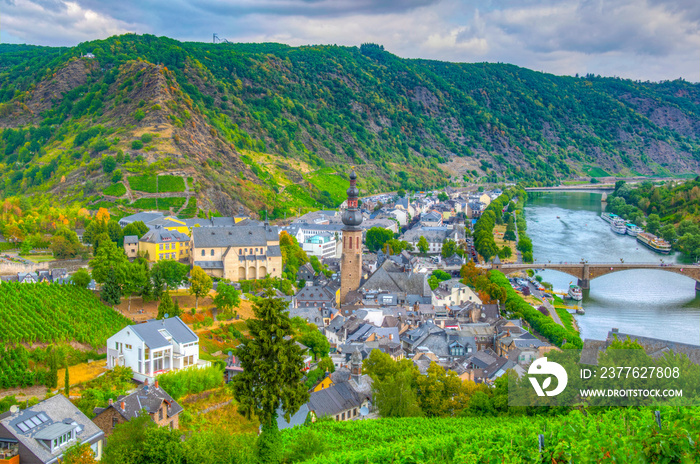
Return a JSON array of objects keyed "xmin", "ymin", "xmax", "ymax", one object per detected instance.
[
  {"xmin": 133, "ymin": 109, "xmax": 145, "ymax": 121},
  {"xmin": 131, "ymin": 140, "xmax": 143, "ymax": 150},
  {"xmin": 141, "ymin": 133, "xmax": 153, "ymax": 144},
  {"xmin": 156, "ymin": 366, "xmax": 223, "ymax": 400}
]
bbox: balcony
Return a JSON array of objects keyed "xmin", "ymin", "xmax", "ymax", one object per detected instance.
[{"xmin": 0, "ymin": 446, "xmax": 19, "ymax": 464}]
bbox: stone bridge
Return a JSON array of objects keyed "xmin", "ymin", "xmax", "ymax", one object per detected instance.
[
  {"xmin": 525, "ymin": 186, "xmax": 615, "ymax": 194},
  {"xmin": 487, "ymin": 262, "xmax": 700, "ymax": 291}
]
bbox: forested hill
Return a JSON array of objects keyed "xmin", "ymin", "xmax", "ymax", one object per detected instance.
[{"xmin": 0, "ymin": 35, "xmax": 699, "ymax": 217}]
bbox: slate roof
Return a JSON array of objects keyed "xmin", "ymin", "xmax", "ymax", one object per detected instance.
[
  {"xmin": 402, "ymin": 227, "xmax": 460, "ymax": 243},
  {"xmin": 0, "ymin": 394, "xmax": 103, "ymax": 464},
  {"xmin": 118, "ymin": 212, "xmax": 164, "ymax": 226},
  {"xmin": 103, "ymin": 383, "xmax": 184, "ymax": 421},
  {"xmin": 124, "ymin": 235, "xmax": 139, "ymax": 245},
  {"xmin": 308, "ymin": 382, "xmax": 364, "ymax": 418},
  {"xmin": 128, "ymin": 316, "xmax": 198, "ymax": 349},
  {"xmin": 192, "ymin": 225, "xmax": 279, "ymax": 248},
  {"xmin": 140, "ymin": 228, "xmax": 190, "ymax": 244},
  {"xmin": 360, "ymin": 260, "xmax": 430, "ymax": 298}
]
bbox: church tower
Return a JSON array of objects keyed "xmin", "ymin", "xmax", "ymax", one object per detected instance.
[{"xmin": 340, "ymin": 170, "xmax": 363, "ymax": 304}]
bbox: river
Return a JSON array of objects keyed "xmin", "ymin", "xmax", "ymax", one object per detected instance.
[{"xmin": 524, "ymin": 192, "xmax": 700, "ymax": 346}]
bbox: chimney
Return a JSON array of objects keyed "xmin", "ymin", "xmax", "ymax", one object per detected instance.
[
  {"xmin": 120, "ymin": 401, "xmax": 125, "ymax": 411},
  {"xmin": 108, "ymin": 398, "xmax": 113, "ymax": 405},
  {"xmin": 155, "ymin": 380, "xmax": 159, "ymax": 389}
]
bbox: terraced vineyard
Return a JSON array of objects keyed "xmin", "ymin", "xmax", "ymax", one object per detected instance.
[
  {"xmin": 0, "ymin": 282, "xmax": 130, "ymax": 347},
  {"xmin": 281, "ymin": 408, "xmax": 700, "ymax": 463}
]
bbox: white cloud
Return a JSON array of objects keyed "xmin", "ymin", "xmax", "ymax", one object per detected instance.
[{"xmin": 0, "ymin": 0, "xmax": 698, "ymax": 81}]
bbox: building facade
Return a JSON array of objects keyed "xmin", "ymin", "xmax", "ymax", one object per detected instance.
[
  {"xmin": 106, "ymin": 317, "xmax": 203, "ymax": 383},
  {"xmin": 190, "ymin": 224, "xmax": 282, "ymax": 281},
  {"xmin": 340, "ymin": 171, "xmax": 363, "ymax": 305}
]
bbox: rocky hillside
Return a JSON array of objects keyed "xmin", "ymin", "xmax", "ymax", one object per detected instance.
[{"xmin": 0, "ymin": 36, "xmax": 699, "ymax": 218}]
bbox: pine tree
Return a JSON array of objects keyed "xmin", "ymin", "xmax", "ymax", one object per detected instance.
[
  {"xmin": 171, "ymin": 297, "xmax": 181, "ymax": 318},
  {"xmin": 64, "ymin": 363, "xmax": 70, "ymax": 397},
  {"xmin": 46, "ymin": 346, "xmax": 58, "ymax": 389},
  {"xmin": 100, "ymin": 267, "xmax": 122, "ymax": 305},
  {"xmin": 231, "ymin": 295, "xmax": 309, "ymax": 459},
  {"xmin": 157, "ymin": 291, "xmax": 174, "ymax": 319}
]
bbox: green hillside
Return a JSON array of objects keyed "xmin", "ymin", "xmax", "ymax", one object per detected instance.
[{"xmin": 1, "ymin": 36, "xmax": 699, "ymax": 218}]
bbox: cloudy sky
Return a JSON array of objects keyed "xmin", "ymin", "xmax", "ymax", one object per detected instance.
[{"xmin": 1, "ymin": 0, "xmax": 698, "ymax": 82}]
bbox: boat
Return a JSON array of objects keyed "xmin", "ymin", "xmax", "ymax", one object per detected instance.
[
  {"xmin": 600, "ymin": 212, "xmax": 619, "ymax": 224},
  {"xmin": 610, "ymin": 218, "xmax": 627, "ymax": 235},
  {"xmin": 636, "ymin": 232, "xmax": 672, "ymax": 254},
  {"xmin": 568, "ymin": 284, "xmax": 583, "ymax": 301},
  {"xmin": 625, "ymin": 224, "xmax": 643, "ymax": 237}
]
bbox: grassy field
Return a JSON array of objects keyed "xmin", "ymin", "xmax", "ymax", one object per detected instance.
[
  {"xmin": 128, "ymin": 175, "xmax": 157, "ymax": 193},
  {"xmin": 493, "ymin": 224, "xmax": 517, "ymax": 263},
  {"xmin": 305, "ymin": 168, "xmax": 350, "ymax": 206},
  {"xmin": 157, "ymin": 175, "xmax": 186, "ymax": 192},
  {"xmin": 103, "ymin": 182, "xmax": 127, "ymax": 196},
  {"xmin": 58, "ymin": 360, "xmax": 108, "ymax": 389},
  {"xmin": 584, "ymin": 166, "xmax": 611, "ymax": 177},
  {"xmin": 131, "ymin": 196, "xmax": 187, "ymax": 210}
]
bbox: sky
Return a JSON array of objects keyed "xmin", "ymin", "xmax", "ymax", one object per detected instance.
[{"xmin": 1, "ymin": 0, "xmax": 699, "ymax": 82}]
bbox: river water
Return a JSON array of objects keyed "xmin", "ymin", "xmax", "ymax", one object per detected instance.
[{"xmin": 525, "ymin": 192, "xmax": 700, "ymax": 345}]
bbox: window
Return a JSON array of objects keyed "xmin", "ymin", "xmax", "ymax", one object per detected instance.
[
  {"xmin": 349, "ymin": 237, "xmax": 352, "ymax": 249},
  {"xmin": 112, "ymin": 417, "xmax": 118, "ymax": 428},
  {"xmin": 144, "ymin": 347, "xmax": 150, "ymax": 360},
  {"xmin": 201, "ymin": 249, "xmax": 205, "ymax": 256},
  {"xmin": 210, "ymin": 249, "xmax": 214, "ymax": 256},
  {"xmin": 356, "ymin": 237, "xmax": 359, "ymax": 249},
  {"xmin": 125, "ymin": 344, "xmax": 132, "ymax": 350},
  {"xmin": 335, "ymin": 415, "xmax": 339, "ymax": 421},
  {"xmin": 159, "ymin": 408, "xmax": 163, "ymax": 420},
  {"xmin": 353, "ymin": 408, "xmax": 357, "ymax": 417},
  {"xmin": 239, "ymin": 249, "xmax": 242, "ymax": 255},
  {"xmin": 159, "ymin": 243, "xmax": 163, "ymax": 250},
  {"xmin": 341, "ymin": 412, "xmax": 345, "ymax": 420}
]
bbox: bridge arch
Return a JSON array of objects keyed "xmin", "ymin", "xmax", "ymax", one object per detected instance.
[{"xmin": 491, "ymin": 263, "xmax": 700, "ymax": 291}]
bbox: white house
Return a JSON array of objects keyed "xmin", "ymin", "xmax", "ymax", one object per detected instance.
[
  {"xmin": 432, "ymin": 279, "xmax": 482, "ymax": 306},
  {"xmin": 302, "ymin": 233, "xmax": 339, "ymax": 259},
  {"xmin": 106, "ymin": 317, "xmax": 206, "ymax": 383}
]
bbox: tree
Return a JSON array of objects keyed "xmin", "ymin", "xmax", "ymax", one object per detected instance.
[
  {"xmin": 157, "ymin": 292, "xmax": 174, "ymax": 320},
  {"xmin": 101, "ymin": 267, "xmax": 123, "ymax": 305},
  {"xmin": 646, "ymin": 214, "xmax": 661, "ymax": 236},
  {"xmin": 298, "ymin": 326, "xmax": 330, "ymax": 360},
  {"xmin": 317, "ymin": 356, "xmax": 335, "ymax": 373},
  {"xmin": 213, "ymin": 280, "xmax": 241, "ymax": 317},
  {"xmin": 417, "ymin": 236, "xmax": 429, "ymax": 254},
  {"xmin": 51, "ymin": 228, "xmax": 84, "ymax": 259},
  {"xmin": 122, "ymin": 221, "xmax": 149, "ymax": 238},
  {"xmin": 71, "ymin": 268, "xmax": 91, "ymax": 288},
  {"xmin": 366, "ymin": 227, "xmax": 393, "ymax": 252},
  {"xmin": 441, "ymin": 239, "xmax": 458, "ymax": 258},
  {"xmin": 46, "ymin": 346, "xmax": 58, "ymax": 389},
  {"xmin": 102, "ymin": 156, "xmax": 117, "ymax": 173},
  {"xmin": 230, "ymin": 295, "xmax": 309, "ymax": 432},
  {"xmin": 416, "ymin": 362, "xmax": 466, "ymax": 417},
  {"xmin": 124, "ymin": 261, "xmax": 149, "ymax": 312},
  {"xmin": 90, "ymin": 239, "xmax": 129, "ymax": 304},
  {"xmin": 363, "ymin": 350, "xmax": 422, "ymax": 417},
  {"xmin": 151, "ymin": 260, "xmax": 189, "ymax": 293},
  {"xmin": 189, "ymin": 266, "xmax": 212, "ymax": 310},
  {"xmin": 171, "ymin": 297, "xmax": 182, "ymax": 318},
  {"xmin": 397, "ymin": 188, "xmax": 406, "ymax": 198},
  {"xmin": 102, "ymin": 412, "xmax": 185, "ymax": 464},
  {"xmin": 59, "ymin": 441, "xmax": 97, "ymax": 464},
  {"xmin": 64, "ymin": 363, "xmax": 70, "ymax": 396},
  {"xmin": 659, "ymin": 224, "xmax": 677, "ymax": 243},
  {"xmin": 438, "ymin": 192, "xmax": 449, "ymax": 202}
]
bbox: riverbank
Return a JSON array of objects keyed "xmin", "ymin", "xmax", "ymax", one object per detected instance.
[{"xmin": 525, "ymin": 191, "xmax": 700, "ymax": 345}]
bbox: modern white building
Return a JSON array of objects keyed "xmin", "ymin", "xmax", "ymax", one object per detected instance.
[
  {"xmin": 302, "ymin": 233, "xmax": 339, "ymax": 259},
  {"xmin": 106, "ymin": 317, "xmax": 207, "ymax": 383}
]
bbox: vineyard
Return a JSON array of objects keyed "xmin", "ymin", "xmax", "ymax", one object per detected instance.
[
  {"xmin": 280, "ymin": 407, "xmax": 700, "ymax": 463},
  {"xmin": 0, "ymin": 282, "xmax": 130, "ymax": 347}
]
